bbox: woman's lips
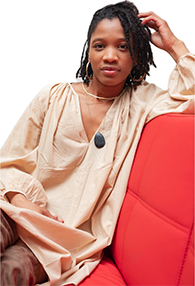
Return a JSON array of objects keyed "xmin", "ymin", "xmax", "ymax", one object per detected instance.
[{"xmin": 101, "ymin": 66, "xmax": 120, "ymax": 76}]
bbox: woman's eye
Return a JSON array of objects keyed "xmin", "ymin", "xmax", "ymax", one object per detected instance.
[
  {"xmin": 119, "ymin": 44, "xmax": 128, "ymax": 50},
  {"xmin": 94, "ymin": 44, "xmax": 104, "ymax": 50}
]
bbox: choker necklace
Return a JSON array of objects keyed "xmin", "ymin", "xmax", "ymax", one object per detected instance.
[{"xmin": 82, "ymin": 82, "xmax": 120, "ymax": 101}]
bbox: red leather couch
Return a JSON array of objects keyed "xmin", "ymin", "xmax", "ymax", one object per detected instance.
[{"xmin": 79, "ymin": 114, "xmax": 194, "ymax": 286}]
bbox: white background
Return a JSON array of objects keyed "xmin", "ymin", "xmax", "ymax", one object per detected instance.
[{"xmin": 0, "ymin": 0, "xmax": 194, "ymax": 147}]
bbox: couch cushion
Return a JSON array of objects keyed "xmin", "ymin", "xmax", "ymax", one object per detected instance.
[
  {"xmin": 79, "ymin": 252, "xmax": 127, "ymax": 285},
  {"xmin": 111, "ymin": 114, "xmax": 194, "ymax": 286}
]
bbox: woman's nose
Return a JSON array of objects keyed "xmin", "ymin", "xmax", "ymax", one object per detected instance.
[{"xmin": 103, "ymin": 48, "xmax": 118, "ymax": 63}]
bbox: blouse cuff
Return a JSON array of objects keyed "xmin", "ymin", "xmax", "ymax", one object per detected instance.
[
  {"xmin": 177, "ymin": 53, "xmax": 195, "ymax": 65},
  {"xmin": 2, "ymin": 190, "xmax": 27, "ymax": 203}
]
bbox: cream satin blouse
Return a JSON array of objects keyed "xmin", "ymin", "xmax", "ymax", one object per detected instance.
[{"xmin": 0, "ymin": 53, "xmax": 194, "ymax": 285}]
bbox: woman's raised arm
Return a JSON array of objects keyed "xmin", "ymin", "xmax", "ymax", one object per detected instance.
[{"xmin": 138, "ymin": 12, "xmax": 190, "ymax": 63}]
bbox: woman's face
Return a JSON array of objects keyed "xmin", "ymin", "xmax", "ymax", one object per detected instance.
[{"xmin": 88, "ymin": 17, "xmax": 134, "ymax": 89}]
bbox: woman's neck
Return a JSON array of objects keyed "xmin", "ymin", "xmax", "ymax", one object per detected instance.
[{"xmin": 88, "ymin": 80, "xmax": 126, "ymax": 99}]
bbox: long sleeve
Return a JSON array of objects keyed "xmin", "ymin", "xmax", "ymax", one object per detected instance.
[
  {"xmin": 132, "ymin": 53, "xmax": 195, "ymax": 123},
  {"xmin": 0, "ymin": 84, "xmax": 54, "ymax": 206}
]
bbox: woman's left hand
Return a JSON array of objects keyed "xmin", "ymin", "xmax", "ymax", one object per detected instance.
[{"xmin": 138, "ymin": 12, "xmax": 190, "ymax": 62}]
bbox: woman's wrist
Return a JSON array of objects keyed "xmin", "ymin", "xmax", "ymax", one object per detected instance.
[
  {"xmin": 6, "ymin": 192, "xmax": 27, "ymax": 206},
  {"xmin": 167, "ymin": 39, "xmax": 190, "ymax": 63}
]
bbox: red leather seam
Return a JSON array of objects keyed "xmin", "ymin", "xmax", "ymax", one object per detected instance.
[
  {"xmin": 128, "ymin": 189, "xmax": 189, "ymax": 232},
  {"xmin": 121, "ymin": 118, "xmax": 164, "ymax": 272},
  {"xmin": 176, "ymin": 222, "xmax": 194, "ymax": 286}
]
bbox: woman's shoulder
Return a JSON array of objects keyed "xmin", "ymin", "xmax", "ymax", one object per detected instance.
[
  {"xmin": 30, "ymin": 82, "xmax": 71, "ymax": 115},
  {"xmin": 132, "ymin": 80, "xmax": 163, "ymax": 103},
  {"xmin": 35, "ymin": 82, "xmax": 69, "ymax": 100},
  {"xmin": 49, "ymin": 82, "xmax": 70, "ymax": 99},
  {"xmin": 70, "ymin": 82, "xmax": 82, "ymax": 93}
]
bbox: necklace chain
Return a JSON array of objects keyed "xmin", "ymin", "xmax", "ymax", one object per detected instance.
[
  {"xmin": 82, "ymin": 81, "xmax": 127, "ymax": 148},
  {"xmin": 85, "ymin": 95, "xmax": 105, "ymax": 105},
  {"xmin": 85, "ymin": 91, "xmax": 106, "ymax": 148}
]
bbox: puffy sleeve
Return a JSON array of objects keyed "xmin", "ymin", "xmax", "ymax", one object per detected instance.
[
  {"xmin": 137, "ymin": 53, "xmax": 195, "ymax": 122},
  {"xmin": 0, "ymin": 84, "xmax": 55, "ymax": 206}
]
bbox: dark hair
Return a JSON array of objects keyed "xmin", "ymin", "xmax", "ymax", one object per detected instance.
[{"xmin": 76, "ymin": 0, "xmax": 156, "ymax": 90}]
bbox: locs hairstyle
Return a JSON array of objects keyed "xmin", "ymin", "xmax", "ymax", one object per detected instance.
[{"xmin": 76, "ymin": 0, "xmax": 156, "ymax": 90}]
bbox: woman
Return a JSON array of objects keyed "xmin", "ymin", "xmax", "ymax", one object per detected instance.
[{"xmin": 0, "ymin": 1, "xmax": 194, "ymax": 285}]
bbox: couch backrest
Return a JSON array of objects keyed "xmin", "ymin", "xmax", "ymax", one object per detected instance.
[{"xmin": 111, "ymin": 114, "xmax": 194, "ymax": 286}]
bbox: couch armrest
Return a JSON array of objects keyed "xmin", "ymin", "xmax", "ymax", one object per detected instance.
[{"xmin": 111, "ymin": 114, "xmax": 194, "ymax": 286}]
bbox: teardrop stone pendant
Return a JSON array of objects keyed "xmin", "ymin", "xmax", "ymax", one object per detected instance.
[{"xmin": 94, "ymin": 133, "xmax": 105, "ymax": 148}]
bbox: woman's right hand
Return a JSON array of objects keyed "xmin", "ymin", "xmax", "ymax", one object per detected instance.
[
  {"xmin": 6, "ymin": 192, "xmax": 64, "ymax": 223},
  {"xmin": 138, "ymin": 12, "xmax": 189, "ymax": 63}
]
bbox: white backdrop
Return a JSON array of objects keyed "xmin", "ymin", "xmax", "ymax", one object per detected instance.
[{"xmin": 0, "ymin": 0, "xmax": 194, "ymax": 147}]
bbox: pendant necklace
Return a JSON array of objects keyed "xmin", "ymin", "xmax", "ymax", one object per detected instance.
[
  {"xmin": 84, "ymin": 90, "xmax": 107, "ymax": 149},
  {"xmin": 82, "ymin": 82, "xmax": 126, "ymax": 149}
]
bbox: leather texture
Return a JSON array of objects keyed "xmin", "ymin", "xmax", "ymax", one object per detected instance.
[
  {"xmin": 80, "ymin": 114, "xmax": 194, "ymax": 286},
  {"xmin": 112, "ymin": 114, "xmax": 194, "ymax": 286},
  {"xmin": 79, "ymin": 251, "xmax": 126, "ymax": 285}
]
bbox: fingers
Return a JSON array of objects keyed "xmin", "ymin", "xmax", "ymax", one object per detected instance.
[
  {"xmin": 137, "ymin": 11, "xmax": 186, "ymax": 60},
  {"xmin": 32, "ymin": 207, "xmax": 64, "ymax": 223},
  {"xmin": 43, "ymin": 211, "xmax": 64, "ymax": 223},
  {"xmin": 8, "ymin": 195, "xmax": 65, "ymax": 224},
  {"xmin": 138, "ymin": 12, "xmax": 165, "ymax": 32},
  {"xmin": 53, "ymin": 214, "xmax": 64, "ymax": 223},
  {"xmin": 41, "ymin": 208, "xmax": 54, "ymax": 218},
  {"xmin": 138, "ymin": 11, "xmax": 161, "ymax": 22}
]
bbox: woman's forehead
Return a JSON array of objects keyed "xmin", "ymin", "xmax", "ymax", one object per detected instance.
[{"xmin": 91, "ymin": 18, "xmax": 126, "ymax": 41}]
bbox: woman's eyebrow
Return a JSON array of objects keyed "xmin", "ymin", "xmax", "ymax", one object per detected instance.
[
  {"xmin": 91, "ymin": 37, "xmax": 127, "ymax": 44},
  {"xmin": 91, "ymin": 38, "xmax": 104, "ymax": 44}
]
